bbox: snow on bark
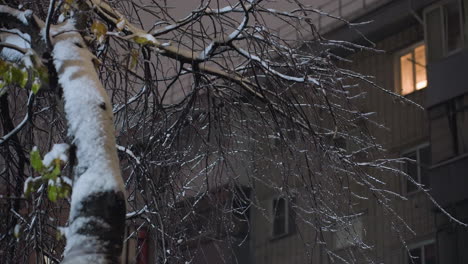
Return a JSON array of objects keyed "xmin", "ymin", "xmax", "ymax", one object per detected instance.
[
  {"xmin": 0, "ymin": 5, "xmax": 32, "ymax": 25},
  {"xmin": 51, "ymin": 21, "xmax": 125, "ymax": 263},
  {"xmin": 42, "ymin": 143, "xmax": 69, "ymax": 166},
  {"xmin": 0, "ymin": 29, "xmax": 31, "ymax": 61}
]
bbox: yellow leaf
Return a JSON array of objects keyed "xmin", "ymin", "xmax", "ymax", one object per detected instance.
[
  {"xmin": 116, "ymin": 18, "xmax": 126, "ymax": 31},
  {"xmin": 130, "ymin": 49, "xmax": 139, "ymax": 69},
  {"xmin": 133, "ymin": 34, "xmax": 156, "ymax": 45},
  {"xmin": 91, "ymin": 21, "xmax": 107, "ymax": 43}
]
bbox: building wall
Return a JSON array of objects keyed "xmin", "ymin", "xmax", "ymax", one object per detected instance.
[{"xmin": 250, "ymin": 17, "xmax": 437, "ymax": 264}]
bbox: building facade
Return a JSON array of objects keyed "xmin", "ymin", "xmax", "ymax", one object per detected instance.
[
  {"xmin": 250, "ymin": 0, "xmax": 468, "ymax": 263},
  {"xmin": 116, "ymin": 1, "xmax": 468, "ymax": 263}
]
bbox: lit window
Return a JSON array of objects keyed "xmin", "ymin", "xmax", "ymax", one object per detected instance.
[
  {"xmin": 271, "ymin": 197, "xmax": 295, "ymax": 238},
  {"xmin": 402, "ymin": 144, "xmax": 431, "ymax": 194},
  {"xmin": 399, "ymin": 44, "xmax": 427, "ymax": 95},
  {"xmin": 408, "ymin": 241, "xmax": 436, "ymax": 264},
  {"xmin": 333, "ymin": 216, "xmax": 364, "ymax": 250}
]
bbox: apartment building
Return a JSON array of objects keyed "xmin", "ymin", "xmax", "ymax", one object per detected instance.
[{"xmin": 249, "ymin": 0, "xmax": 468, "ymax": 263}]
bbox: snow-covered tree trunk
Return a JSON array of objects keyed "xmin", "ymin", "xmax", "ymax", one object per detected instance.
[
  {"xmin": 51, "ymin": 23, "xmax": 126, "ymax": 264},
  {"xmin": 0, "ymin": 4, "xmax": 127, "ymax": 261}
]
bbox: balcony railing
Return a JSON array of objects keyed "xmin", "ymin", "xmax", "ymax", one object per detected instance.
[{"xmin": 278, "ymin": 0, "xmax": 391, "ymax": 38}]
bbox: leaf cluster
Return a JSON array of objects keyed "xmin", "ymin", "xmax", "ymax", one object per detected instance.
[{"xmin": 25, "ymin": 148, "xmax": 71, "ymax": 202}]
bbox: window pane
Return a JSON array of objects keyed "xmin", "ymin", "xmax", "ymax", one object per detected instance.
[
  {"xmin": 334, "ymin": 226, "xmax": 348, "ymax": 249},
  {"xmin": 273, "ymin": 198, "xmax": 286, "ymax": 236},
  {"xmin": 351, "ymin": 217, "xmax": 363, "ymax": 243},
  {"xmin": 405, "ymin": 151, "xmax": 418, "ymax": 193},
  {"xmin": 334, "ymin": 217, "xmax": 363, "ymax": 249},
  {"xmin": 414, "ymin": 45, "xmax": 427, "ymax": 90},
  {"xmin": 446, "ymin": 2, "xmax": 463, "ymax": 52},
  {"xmin": 424, "ymin": 243, "xmax": 436, "ymax": 264},
  {"xmin": 408, "ymin": 248, "xmax": 422, "ymax": 264},
  {"xmin": 425, "ymin": 7, "xmax": 444, "ymax": 61},
  {"xmin": 456, "ymin": 95, "xmax": 468, "ymax": 153},
  {"xmin": 400, "ymin": 52, "xmax": 415, "ymax": 95},
  {"xmin": 464, "ymin": 0, "xmax": 468, "ymax": 47},
  {"xmin": 430, "ymin": 105, "xmax": 456, "ymax": 163},
  {"xmin": 419, "ymin": 146, "xmax": 431, "ymax": 187}
]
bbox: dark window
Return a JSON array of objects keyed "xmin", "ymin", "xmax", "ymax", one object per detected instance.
[
  {"xmin": 409, "ymin": 247, "xmax": 422, "ymax": 264},
  {"xmin": 425, "ymin": 1, "xmax": 468, "ymax": 61},
  {"xmin": 272, "ymin": 197, "xmax": 295, "ymax": 238},
  {"xmin": 273, "ymin": 197, "xmax": 286, "ymax": 236},
  {"xmin": 403, "ymin": 145, "xmax": 431, "ymax": 193},
  {"xmin": 408, "ymin": 242, "xmax": 436, "ymax": 264},
  {"xmin": 429, "ymin": 94, "xmax": 468, "ymax": 163},
  {"xmin": 425, "ymin": 7, "xmax": 444, "ymax": 61},
  {"xmin": 446, "ymin": 2, "xmax": 463, "ymax": 52}
]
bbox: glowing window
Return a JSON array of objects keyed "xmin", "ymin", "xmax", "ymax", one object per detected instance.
[{"xmin": 399, "ymin": 44, "xmax": 427, "ymax": 95}]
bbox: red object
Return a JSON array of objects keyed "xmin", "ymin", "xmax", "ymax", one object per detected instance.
[{"xmin": 137, "ymin": 230, "xmax": 148, "ymax": 264}]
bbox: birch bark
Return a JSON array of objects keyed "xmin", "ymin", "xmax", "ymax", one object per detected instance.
[{"xmin": 51, "ymin": 22, "xmax": 126, "ymax": 264}]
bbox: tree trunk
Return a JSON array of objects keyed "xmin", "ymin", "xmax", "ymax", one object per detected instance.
[{"xmin": 51, "ymin": 22, "xmax": 126, "ymax": 264}]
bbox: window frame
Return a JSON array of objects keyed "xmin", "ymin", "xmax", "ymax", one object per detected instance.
[
  {"xmin": 424, "ymin": 0, "xmax": 467, "ymax": 61},
  {"xmin": 332, "ymin": 214, "xmax": 365, "ymax": 250},
  {"xmin": 429, "ymin": 94, "xmax": 468, "ymax": 164},
  {"xmin": 395, "ymin": 42, "xmax": 427, "ymax": 95},
  {"xmin": 407, "ymin": 239, "xmax": 436, "ymax": 264},
  {"xmin": 401, "ymin": 143, "xmax": 431, "ymax": 195},
  {"xmin": 270, "ymin": 196, "xmax": 294, "ymax": 239}
]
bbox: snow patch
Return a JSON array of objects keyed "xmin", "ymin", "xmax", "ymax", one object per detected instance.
[
  {"xmin": 0, "ymin": 29, "xmax": 30, "ymax": 61},
  {"xmin": 42, "ymin": 143, "xmax": 69, "ymax": 167},
  {"xmin": 0, "ymin": 6, "xmax": 31, "ymax": 25}
]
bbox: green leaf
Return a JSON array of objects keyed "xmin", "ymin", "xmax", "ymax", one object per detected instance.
[
  {"xmin": 3, "ymin": 68, "xmax": 12, "ymax": 84},
  {"xmin": 20, "ymin": 71, "xmax": 28, "ymax": 88},
  {"xmin": 48, "ymin": 160, "xmax": 61, "ymax": 180},
  {"xmin": 30, "ymin": 148, "xmax": 43, "ymax": 172},
  {"xmin": 48, "ymin": 184, "xmax": 58, "ymax": 202},
  {"xmin": 36, "ymin": 67, "xmax": 49, "ymax": 83},
  {"xmin": 58, "ymin": 185, "xmax": 71, "ymax": 199},
  {"xmin": 56, "ymin": 230, "xmax": 63, "ymax": 241},
  {"xmin": 10, "ymin": 67, "xmax": 25, "ymax": 87},
  {"xmin": 31, "ymin": 79, "xmax": 41, "ymax": 94},
  {"xmin": 0, "ymin": 60, "xmax": 9, "ymax": 74}
]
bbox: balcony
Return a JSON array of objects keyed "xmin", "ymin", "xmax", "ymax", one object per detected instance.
[
  {"xmin": 429, "ymin": 153, "xmax": 468, "ymax": 207},
  {"xmin": 426, "ymin": 49, "xmax": 468, "ymax": 107}
]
